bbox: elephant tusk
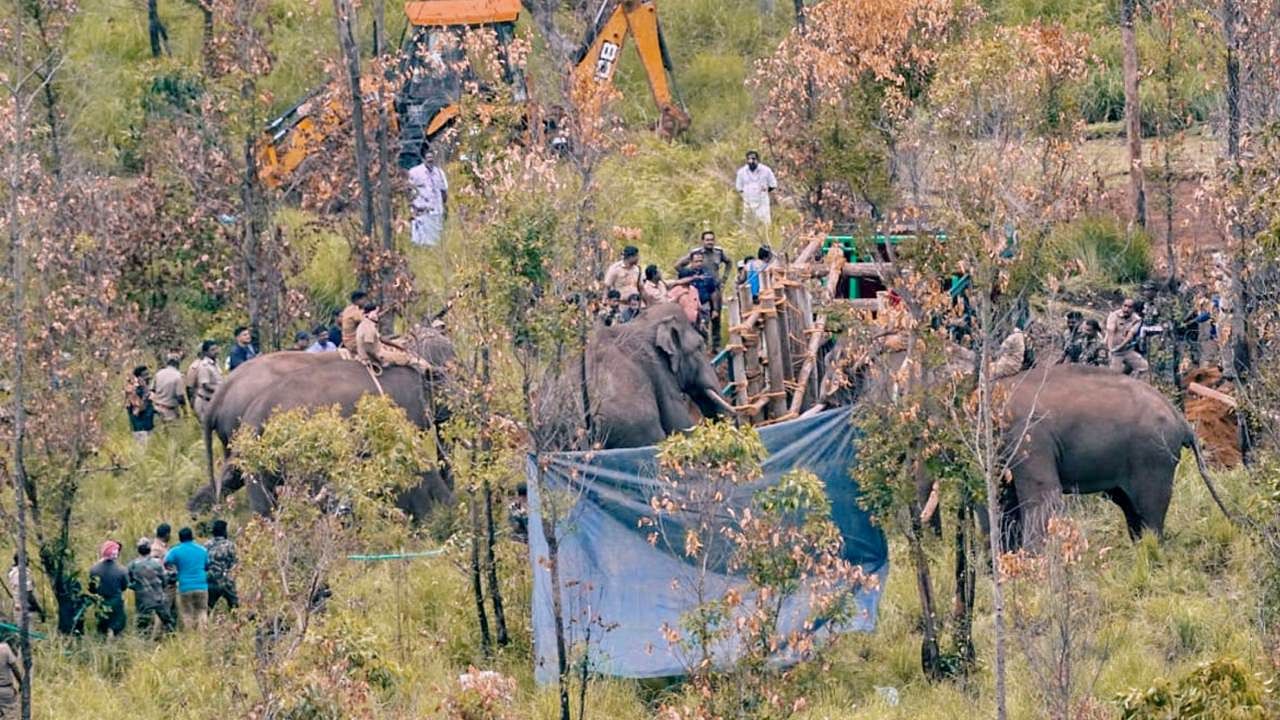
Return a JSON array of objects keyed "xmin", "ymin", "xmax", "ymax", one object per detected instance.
[{"xmin": 707, "ymin": 389, "xmax": 737, "ymax": 416}]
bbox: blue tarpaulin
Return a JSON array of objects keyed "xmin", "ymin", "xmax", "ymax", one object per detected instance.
[{"xmin": 526, "ymin": 406, "xmax": 889, "ymax": 682}]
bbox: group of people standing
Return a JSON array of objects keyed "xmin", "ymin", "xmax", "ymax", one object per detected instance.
[
  {"xmin": 601, "ymin": 229, "xmax": 763, "ymax": 352},
  {"xmin": 8, "ymin": 521, "xmax": 237, "ymax": 640}
]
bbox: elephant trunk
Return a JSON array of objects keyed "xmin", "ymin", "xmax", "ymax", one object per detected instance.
[{"xmin": 706, "ymin": 388, "xmax": 737, "ymax": 417}]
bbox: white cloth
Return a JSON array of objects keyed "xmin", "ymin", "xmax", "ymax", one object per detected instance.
[
  {"xmin": 412, "ymin": 214, "xmax": 444, "ymax": 247},
  {"xmin": 408, "ymin": 163, "xmax": 448, "ymax": 215},
  {"xmin": 735, "ymin": 163, "xmax": 777, "ymax": 224}
]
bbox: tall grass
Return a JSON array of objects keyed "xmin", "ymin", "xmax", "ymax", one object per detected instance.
[{"xmin": 1047, "ymin": 214, "xmax": 1153, "ymax": 290}]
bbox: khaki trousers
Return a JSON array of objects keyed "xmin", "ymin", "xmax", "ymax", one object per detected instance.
[{"xmin": 178, "ymin": 590, "xmax": 208, "ymax": 630}]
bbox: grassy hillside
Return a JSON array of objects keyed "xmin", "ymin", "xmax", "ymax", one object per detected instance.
[{"xmin": 22, "ymin": 413, "xmax": 1266, "ymax": 719}]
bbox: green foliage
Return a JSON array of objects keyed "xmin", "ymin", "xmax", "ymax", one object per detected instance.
[
  {"xmin": 233, "ymin": 395, "xmax": 433, "ymax": 522},
  {"xmin": 657, "ymin": 418, "xmax": 767, "ymax": 483},
  {"xmin": 1046, "ymin": 213, "xmax": 1152, "ymax": 287},
  {"xmin": 1118, "ymin": 658, "xmax": 1275, "ymax": 719}
]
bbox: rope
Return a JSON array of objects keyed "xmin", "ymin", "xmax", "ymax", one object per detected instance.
[
  {"xmin": 347, "ymin": 549, "xmax": 446, "ymax": 562},
  {"xmin": 364, "ymin": 363, "xmax": 385, "ymax": 396}
]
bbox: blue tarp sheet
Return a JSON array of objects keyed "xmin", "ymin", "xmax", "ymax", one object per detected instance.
[{"xmin": 527, "ymin": 406, "xmax": 889, "ymax": 682}]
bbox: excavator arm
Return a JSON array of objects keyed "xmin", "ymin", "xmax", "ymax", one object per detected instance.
[{"xmin": 571, "ymin": 0, "xmax": 690, "ymax": 136}]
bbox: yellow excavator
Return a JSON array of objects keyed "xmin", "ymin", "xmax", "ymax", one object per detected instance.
[{"xmin": 257, "ymin": 0, "xmax": 690, "ymax": 189}]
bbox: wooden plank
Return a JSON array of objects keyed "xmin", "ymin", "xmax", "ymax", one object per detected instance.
[
  {"xmin": 761, "ymin": 286, "xmax": 789, "ymax": 420},
  {"xmin": 842, "ymin": 262, "xmax": 894, "ymax": 278},
  {"xmin": 1188, "ymin": 382, "xmax": 1237, "ymax": 408},
  {"xmin": 794, "ymin": 237, "xmax": 823, "ymax": 266},
  {"xmin": 724, "ymin": 290, "xmax": 748, "ymax": 403},
  {"xmin": 796, "ymin": 284, "xmax": 821, "ymax": 403},
  {"xmin": 739, "ymin": 283, "xmax": 765, "ymax": 404},
  {"xmin": 775, "ymin": 280, "xmax": 794, "ymax": 395}
]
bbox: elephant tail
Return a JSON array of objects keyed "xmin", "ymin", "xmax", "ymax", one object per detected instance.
[{"xmin": 1186, "ymin": 431, "xmax": 1240, "ymax": 527}]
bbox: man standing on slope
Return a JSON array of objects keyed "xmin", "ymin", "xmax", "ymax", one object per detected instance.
[
  {"xmin": 151, "ymin": 353, "xmax": 187, "ymax": 421},
  {"xmin": 164, "ymin": 527, "xmax": 209, "ymax": 631},
  {"xmin": 735, "ymin": 150, "xmax": 777, "ymax": 230},
  {"xmin": 409, "ymin": 147, "xmax": 448, "ymax": 247}
]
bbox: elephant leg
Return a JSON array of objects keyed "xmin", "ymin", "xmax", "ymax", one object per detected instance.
[
  {"xmin": 188, "ymin": 465, "xmax": 245, "ymax": 513},
  {"xmin": 1125, "ymin": 473, "xmax": 1174, "ymax": 539},
  {"xmin": 246, "ymin": 475, "xmax": 277, "ymax": 515},
  {"xmin": 1104, "ymin": 488, "xmax": 1146, "ymax": 541},
  {"xmin": 1010, "ymin": 459, "xmax": 1063, "ymax": 550}
]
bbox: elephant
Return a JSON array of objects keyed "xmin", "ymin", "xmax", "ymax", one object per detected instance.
[
  {"xmin": 996, "ymin": 363, "xmax": 1227, "ymax": 544},
  {"xmin": 821, "ymin": 337, "xmax": 1229, "ymax": 545},
  {"xmin": 541, "ymin": 303, "xmax": 736, "ymax": 449},
  {"xmin": 190, "ymin": 326, "xmax": 456, "ymax": 519}
]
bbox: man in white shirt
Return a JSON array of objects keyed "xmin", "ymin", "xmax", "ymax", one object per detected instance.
[
  {"xmin": 735, "ymin": 150, "xmax": 777, "ymax": 227},
  {"xmin": 409, "ymin": 148, "xmax": 448, "ymax": 247}
]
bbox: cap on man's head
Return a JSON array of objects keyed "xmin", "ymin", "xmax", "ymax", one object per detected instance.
[{"xmin": 622, "ymin": 245, "xmax": 639, "ymax": 258}]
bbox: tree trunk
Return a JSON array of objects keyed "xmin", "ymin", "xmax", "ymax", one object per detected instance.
[
  {"xmin": 478, "ymin": 342, "xmax": 509, "ymax": 646},
  {"xmin": 906, "ymin": 496, "xmax": 942, "ymax": 681},
  {"xmin": 951, "ymin": 494, "xmax": 976, "ymax": 671},
  {"xmin": 978, "ymin": 292, "xmax": 1008, "ymax": 720},
  {"xmin": 469, "ymin": 486, "xmax": 492, "ymax": 654},
  {"xmin": 147, "ymin": 0, "xmax": 170, "ymax": 57},
  {"xmin": 241, "ymin": 136, "xmax": 264, "ymax": 337},
  {"xmin": 1224, "ymin": 0, "xmax": 1240, "ymax": 163},
  {"xmin": 372, "ymin": 0, "xmax": 395, "ymax": 304},
  {"xmin": 334, "ymin": 0, "xmax": 376, "ymax": 243},
  {"xmin": 793, "ymin": 0, "xmax": 806, "ymax": 29},
  {"xmin": 542, "ymin": 497, "xmax": 572, "ymax": 720},
  {"xmin": 1121, "ymin": 0, "xmax": 1146, "ymax": 229},
  {"xmin": 6, "ymin": 66, "xmax": 34, "ymax": 719}
]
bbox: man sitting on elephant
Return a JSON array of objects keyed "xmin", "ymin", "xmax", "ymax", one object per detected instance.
[
  {"xmin": 340, "ymin": 290, "xmax": 368, "ymax": 355},
  {"xmin": 356, "ymin": 303, "xmax": 431, "ymax": 373}
]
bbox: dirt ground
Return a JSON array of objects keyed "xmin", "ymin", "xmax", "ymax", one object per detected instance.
[{"xmin": 1182, "ymin": 366, "xmax": 1242, "ymax": 468}]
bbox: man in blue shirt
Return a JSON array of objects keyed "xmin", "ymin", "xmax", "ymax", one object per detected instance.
[
  {"xmin": 307, "ymin": 325, "xmax": 337, "ymax": 352},
  {"xmin": 164, "ymin": 527, "xmax": 209, "ymax": 630}
]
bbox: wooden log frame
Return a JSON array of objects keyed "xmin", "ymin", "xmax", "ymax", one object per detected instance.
[
  {"xmin": 739, "ymin": 283, "xmax": 765, "ymax": 412},
  {"xmin": 760, "ymin": 283, "xmax": 790, "ymax": 420},
  {"xmin": 787, "ymin": 316, "xmax": 827, "ymax": 417},
  {"xmin": 724, "ymin": 290, "xmax": 748, "ymax": 405}
]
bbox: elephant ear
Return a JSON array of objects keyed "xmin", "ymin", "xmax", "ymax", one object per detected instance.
[{"xmin": 655, "ymin": 317, "xmax": 682, "ymax": 377}]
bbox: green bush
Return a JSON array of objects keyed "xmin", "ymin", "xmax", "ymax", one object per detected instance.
[
  {"xmin": 1046, "ymin": 214, "xmax": 1152, "ymax": 287},
  {"xmin": 1118, "ymin": 658, "xmax": 1275, "ymax": 719}
]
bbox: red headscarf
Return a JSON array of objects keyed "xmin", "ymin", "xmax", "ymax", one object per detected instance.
[{"xmin": 99, "ymin": 540, "xmax": 121, "ymax": 561}]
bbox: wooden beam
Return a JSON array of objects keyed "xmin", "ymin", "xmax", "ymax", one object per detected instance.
[
  {"xmin": 787, "ymin": 317, "xmax": 827, "ymax": 416},
  {"xmin": 1188, "ymin": 382, "xmax": 1237, "ymax": 408},
  {"xmin": 739, "ymin": 283, "xmax": 765, "ymax": 404},
  {"xmin": 842, "ymin": 262, "xmax": 894, "ymax": 278},
  {"xmin": 761, "ymin": 287, "xmax": 789, "ymax": 420},
  {"xmin": 725, "ymin": 290, "xmax": 748, "ymax": 402}
]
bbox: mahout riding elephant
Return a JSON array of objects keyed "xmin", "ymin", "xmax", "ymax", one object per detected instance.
[
  {"xmin": 821, "ymin": 338, "xmax": 1228, "ymax": 545},
  {"xmin": 541, "ymin": 303, "xmax": 736, "ymax": 449},
  {"xmin": 190, "ymin": 327, "xmax": 455, "ymax": 518}
]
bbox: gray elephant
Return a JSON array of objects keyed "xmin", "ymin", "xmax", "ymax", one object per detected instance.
[
  {"xmin": 542, "ymin": 303, "xmax": 735, "ymax": 449},
  {"xmin": 191, "ymin": 327, "xmax": 455, "ymax": 519},
  {"xmin": 823, "ymin": 339, "xmax": 1228, "ymax": 544},
  {"xmin": 998, "ymin": 364, "xmax": 1227, "ymax": 544}
]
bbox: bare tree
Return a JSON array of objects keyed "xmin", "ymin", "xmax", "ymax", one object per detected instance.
[
  {"xmin": 334, "ymin": 0, "xmax": 376, "ymax": 243},
  {"xmin": 1121, "ymin": 0, "xmax": 1147, "ymax": 229}
]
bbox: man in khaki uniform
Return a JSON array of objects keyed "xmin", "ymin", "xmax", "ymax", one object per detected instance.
[
  {"xmin": 340, "ymin": 290, "xmax": 369, "ymax": 354},
  {"xmin": 193, "ymin": 340, "xmax": 223, "ymax": 420},
  {"xmin": 1106, "ymin": 298, "xmax": 1148, "ymax": 377},
  {"xmin": 602, "ymin": 246, "xmax": 641, "ymax": 299},
  {"xmin": 0, "ymin": 639, "xmax": 22, "ymax": 720},
  {"xmin": 151, "ymin": 353, "xmax": 187, "ymax": 420},
  {"xmin": 356, "ymin": 304, "xmax": 426, "ymax": 372}
]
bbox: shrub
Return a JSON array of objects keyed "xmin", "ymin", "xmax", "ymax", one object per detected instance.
[
  {"xmin": 1118, "ymin": 658, "xmax": 1275, "ymax": 719},
  {"xmin": 1046, "ymin": 214, "xmax": 1152, "ymax": 287}
]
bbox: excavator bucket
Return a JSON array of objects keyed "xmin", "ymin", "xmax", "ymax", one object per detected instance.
[{"xmin": 404, "ymin": 0, "xmax": 520, "ymax": 27}]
